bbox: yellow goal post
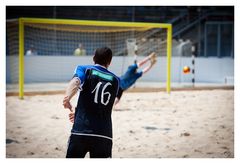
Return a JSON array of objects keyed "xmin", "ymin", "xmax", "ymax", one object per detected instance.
[{"xmin": 17, "ymin": 17, "xmax": 172, "ymax": 99}]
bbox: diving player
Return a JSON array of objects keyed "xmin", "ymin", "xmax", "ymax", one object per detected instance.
[{"xmin": 115, "ymin": 52, "xmax": 157, "ymax": 104}]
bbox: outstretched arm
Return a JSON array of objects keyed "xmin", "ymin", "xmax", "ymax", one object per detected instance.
[
  {"xmin": 63, "ymin": 77, "xmax": 80, "ymax": 112},
  {"xmin": 137, "ymin": 52, "xmax": 156, "ymax": 68},
  {"xmin": 142, "ymin": 64, "xmax": 153, "ymax": 74},
  {"xmin": 142, "ymin": 55, "xmax": 157, "ymax": 74}
]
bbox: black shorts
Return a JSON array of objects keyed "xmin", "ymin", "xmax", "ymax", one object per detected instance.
[{"xmin": 66, "ymin": 134, "xmax": 112, "ymax": 158}]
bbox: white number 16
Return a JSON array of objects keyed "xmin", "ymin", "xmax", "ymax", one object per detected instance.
[{"xmin": 91, "ymin": 82, "xmax": 112, "ymax": 106}]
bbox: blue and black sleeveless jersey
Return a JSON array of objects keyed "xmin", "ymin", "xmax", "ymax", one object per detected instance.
[{"xmin": 71, "ymin": 64, "xmax": 119, "ymax": 140}]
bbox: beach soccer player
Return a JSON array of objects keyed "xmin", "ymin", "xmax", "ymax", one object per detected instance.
[
  {"xmin": 115, "ymin": 52, "xmax": 157, "ymax": 104},
  {"xmin": 63, "ymin": 47, "xmax": 119, "ymax": 158}
]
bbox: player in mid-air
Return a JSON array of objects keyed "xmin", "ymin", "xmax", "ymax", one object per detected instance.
[
  {"xmin": 63, "ymin": 47, "xmax": 119, "ymax": 158},
  {"xmin": 114, "ymin": 52, "xmax": 157, "ymax": 104}
]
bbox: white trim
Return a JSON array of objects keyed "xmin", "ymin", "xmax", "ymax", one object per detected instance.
[
  {"xmin": 71, "ymin": 132, "xmax": 113, "ymax": 141},
  {"xmin": 73, "ymin": 66, "xmax": 78, "ymax": 75},
  {"xmin": 79, "ymin": 83, "xmax": 84, "ymax": 91}
]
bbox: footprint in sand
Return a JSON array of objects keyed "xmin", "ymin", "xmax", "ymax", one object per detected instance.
[
  {"xmin": 180, "ymin": 132, "xmax": 191, "ymax": 137},
  {"xmin": 182, "ymin": 154, "xmax": 189, "ymax": 158},
  {"xmin": 219, "ymin": 125, "xmax": 226, "ymax": 129},
  {"xmin": 128, "ymin": 130, "xmax": 135, "ymax": 134},
  {"xmin": 6, "ymin": 138, "xmax": 19, "ymax": 144},
  {"xmin": 55, "ymin": 147, "xmax": 61, "ymax": 151},
  {"xmin": 27, "ymin": 151, "xmax": 35, "ymax": 155},
  {"xmin": 51, "ymin": 115, "xmax": 60, "ymax": 120},
  {"xmin": 194, "ymin": 149, "xmax": 202, "ymax": 153},
  {"xmin": 143, "ymin": 126, "xmax": 158, "ymax": 130},
  {"xmin": 220, "ymin": 146, "xmax": 229, "ymax": 150},
  {"xmin": 223, "ymin": 151, "xmax": 232, "ymax": 157}
]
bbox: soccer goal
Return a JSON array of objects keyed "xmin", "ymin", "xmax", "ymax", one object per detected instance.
[{"xmin": 6, "ymin": 18, "xmax": 172, "ymax": 99}]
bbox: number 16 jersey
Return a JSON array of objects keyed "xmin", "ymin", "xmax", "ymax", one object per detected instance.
[{"xmin": 71, "ymin": 64, "xmax": 119, "ymax": 140}]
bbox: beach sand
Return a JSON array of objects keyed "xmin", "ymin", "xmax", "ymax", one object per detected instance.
[{"xmin": 6, "ymin": 90, "xmax": 234, "ymax": 158}]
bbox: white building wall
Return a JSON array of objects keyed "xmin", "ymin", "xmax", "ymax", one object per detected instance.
[{"xmin": 6, "ymin": 56, "xmax": 234, "ymax": 84}]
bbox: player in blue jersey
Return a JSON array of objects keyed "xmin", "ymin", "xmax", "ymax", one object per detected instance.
[
  {"xmin": 63, "ymin": 47, "xmax": 119, "ymax": 158},
  {"xmin": 115, "ymin": 52, "xmax": 157, "ymax": 104}
]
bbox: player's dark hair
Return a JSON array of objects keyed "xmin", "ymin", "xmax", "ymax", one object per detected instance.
[{"xmin": 93, "ymin": 47, "xmax": 112, "ymax": 67}]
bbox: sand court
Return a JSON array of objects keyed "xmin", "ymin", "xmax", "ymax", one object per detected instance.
[{"xmin": 6, "ymin": 90, "xmax": 234, "ymax": 158}]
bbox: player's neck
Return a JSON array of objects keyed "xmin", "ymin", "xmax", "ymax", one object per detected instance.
[{"xmin": 95, "ymin": 64, "xmax": 107, "ymax": 69}]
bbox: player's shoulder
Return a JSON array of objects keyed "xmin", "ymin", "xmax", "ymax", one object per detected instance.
[
  {"xmin": 75, "ymin": 64, "xmax": 120, "ymax": 82},
  {"xmin": 107, "ymin": 71, "xmax": 120, "ymax": 82},
  {"xmin": 93, "ymin": 65, "xmax": 120, "ymax": 82},
  {"xmin": 75, "ymin": 65, "xmax": 93, "ymax": 71},
  {"xmin": 108, "ymin": 71, "xmax": 120, "ymax": 85}
]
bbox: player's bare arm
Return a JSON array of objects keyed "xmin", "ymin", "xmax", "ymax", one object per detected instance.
[
  {"xmin": 142, "ymin": 55, "xmax": 157, "ymax": 74},
  {"xmin": 63, "ymin": 77, "xmax": 80, "ymax": 112},
  {"xmin": 137, "ymin": 52, "xmax": 156, "ymax": 68},
  {"xmin": 69, "ymin": 112, "xmax": 75, "ymax": 123}
]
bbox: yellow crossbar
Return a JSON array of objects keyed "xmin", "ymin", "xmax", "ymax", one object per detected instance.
[{"xmin": 18, "ymin": 18, "xmax": 172, "ymax": 99}]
